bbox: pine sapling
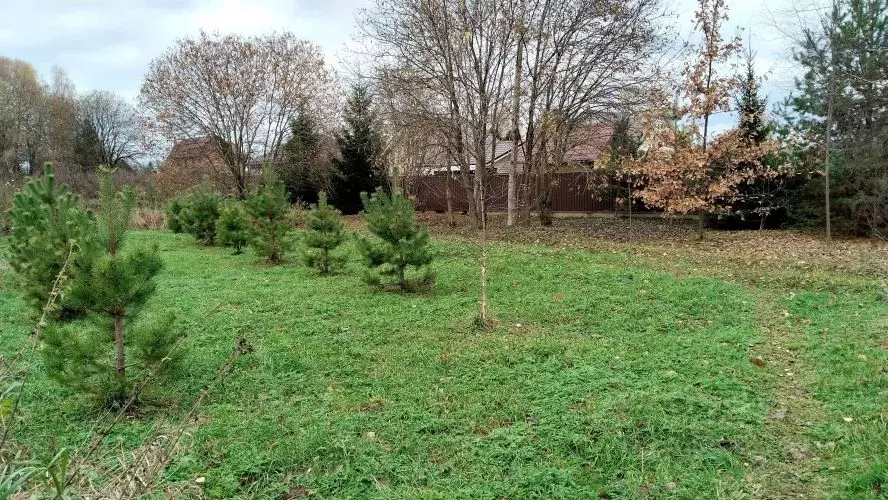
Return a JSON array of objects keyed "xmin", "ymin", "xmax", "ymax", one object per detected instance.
[
  {"xmin": 7, "ymin": 163, "xmax": 94, "ymax": 316},
  {"xmin": 302, "ymin": 192, "xmax": 347, "ymax": 275},
  {"xmin": 356, "ymin": 188, "xmax": 434, "ymax": 291},
  {"xmin": 246, "ymin": 169, "xmax": 292, "ymax": 264},
  {"xmin": 216, "ymin": 202, "xmax": 249, "ymax": 255},
  {"xmin": 42, "ymin": 170, "xmax": 181, "ymax": 407},
  {"xmin": 179, "ymin": 190, "xmax": 220, "ymax": 245}
]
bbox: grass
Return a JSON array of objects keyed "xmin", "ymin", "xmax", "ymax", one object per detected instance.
[{"xmin": 1, "ymin": 228, "xmax": 886, "ymax": 498}]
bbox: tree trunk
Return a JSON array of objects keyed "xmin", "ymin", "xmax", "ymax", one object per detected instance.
[
  {"xmin": 445, "ymin": 173, "xmax": 454, "ymax": 226},
  {"xmin": 114, "ymin": 313, "xmax": 125, "ymax": 381},
  {"xmin": 696, "ymin": 211, "xmax": 705, "ymax": 240},
  {"xmin": 824, "ymin": 70, "xmax": 834, "ymax": 245},
  {"xmin": 507, "ymin": 11, "xmax": 524, "ymax": 227}
]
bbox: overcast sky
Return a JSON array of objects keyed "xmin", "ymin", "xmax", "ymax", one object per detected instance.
[{"xmin": 1, "ymin": 0, "xmax": 801, "ymax": 127}]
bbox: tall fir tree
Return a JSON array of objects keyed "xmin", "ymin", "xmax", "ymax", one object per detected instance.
[
  {"xmin": 331, "ymin": 84, "xmax": 388, "ymax": 215},
  {"xmin": 42, "ymin": 170, "xmax": 180, "ymax": 407},
  {"xmin": 7, "ymin": 163, "xmax": 94, "ymax": 315},
  {"xmin": 281, "ymin": 108, "xmax": 325, "ymax": 205}
]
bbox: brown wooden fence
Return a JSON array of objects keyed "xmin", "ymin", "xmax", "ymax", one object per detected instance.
[{"xmin": 409, "ymin": 172, "xmax": 616, "ymax": 213}]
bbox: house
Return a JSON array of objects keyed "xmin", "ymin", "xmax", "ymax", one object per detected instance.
[
  {"xmin": 155, "ymin": 137, "xmax": 227, "ymax": 197},
  {"xmin": 422, "ymin": 123, "xmax": 615, "ymax": 175}
]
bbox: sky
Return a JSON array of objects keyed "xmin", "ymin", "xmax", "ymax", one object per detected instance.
[{"xmin": 1, "ymin": 0, "xmax": 803, "ymax": 127}]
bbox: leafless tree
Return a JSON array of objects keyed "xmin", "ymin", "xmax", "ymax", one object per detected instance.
[
  {"xmin": 140, "ymin": 31, "xmax": 336, "ymax": 197},
  {"xmin": 77, "ymin": 91, "xmax": 144, "ymax": 168}
]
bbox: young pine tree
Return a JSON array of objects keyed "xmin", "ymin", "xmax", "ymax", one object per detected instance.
[
  {"xmin": 216, "ymin": 202, "xmax": 249, "ymax": 255},
  {"xmin": 42, "ymin": 170, "xmax": 180, "ymax": 407},
  {"xmin": 302, "ymin": 192, "xmax": 347, "ymax": 275},
  {"xmin": 166, "ymin": 196, "xmax": 187, "ymax": 233},
  {"xmin": 246, "ymin": 169, "xmax": 292, "ymax": 264},
  {"xmin": 179, "ymin": 191, "xmax": 220, "ymax": 245},
  {"xmin": 8, "ymin": 163, "xmax": 94, "ymax": 315},
  {"xmin": 356, "ymin": 188, "xmax": 433, "ymax": 291}
]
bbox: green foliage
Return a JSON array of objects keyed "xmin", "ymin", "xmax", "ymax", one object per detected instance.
[
  {"xmin": 281, "ymin": 107, "xmax": 329, "ymax": 205},
  {"xmin": 246, "ymin": 169, "xmax": 292, "ymax": 264},
  {"xmin": 179, "ymin": 191, "xmax": 221, "ymax": 245},
  {"xmin": 41, "ymin": 171, "xmax": 180, "ymax": 407},
  {"xmin": 302, "ymin": 192, "xmax": 347, "ymax": 275},
  {"xmin": 2, "ymin": 230, "xmax": 888, "ymax": 497},
  {"xmin": 216, "ymin": 202, "xmax": 249, "ymax": 255},
  {"xmin": 788, "ymin": 0, "xmax": 888, "ymax": 235},
  {"xmin": 166, "ymin": 197, "xmax": 186, "ymax": 233},
  {"xmin": 356, "ymin": 188, "xmax": 433, "ymax": 290},
  {"xmin": 7, "ymin": 163, "xmax": 94, "ymax": 314},
  {"xmin": 331, "ymin": 84, "xmax": 388, "ymax": 215}
]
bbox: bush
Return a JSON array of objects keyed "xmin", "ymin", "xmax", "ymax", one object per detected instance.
[
  {"xmin": 179, "ymin": 191, "xmax": 221, "ymax": 245},
  {"xmin": 166, "ymin": 197, "xmax": 187, "ymax": 233},
  {"xmin": 216, "ymin": 202, "xmax": 249, "ymax": 255},
  {"xmin": 42, "ymin": 171, "xmax": 181, "ymax": 408},
  {"xmin": 246, "ymin": 170, "xmax": 292, "ymax": 264},
  {"xmin": 7, "ymin": 164, "xmax": 95, "ymax": 314},
  {"xmin": 356, "ymin": 188, "xmax": 434, "ymax": 291},
  {"xmin": 302, "ymin": 192, "xmax": 347, "ymax": 275}
]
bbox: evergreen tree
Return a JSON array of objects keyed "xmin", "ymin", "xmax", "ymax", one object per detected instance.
[
  {"xmin": 166, "ymin": 197, "xmax": 186, "ymax": 233},
  {"xmin": 71, "ymin": 119, "xmax": 103, "ymax": 170},
  {"xmin": 216, "ymin": 201, "xmax": 249, "ymax": 255},
  {"xmin": 788, "ymin": 0, "xmax": 888, "ymax": 235},
  {"xmin": 356, "ymin": 188, "xmax": 433, "ymax": 291},
  {"xmin": 331, "ymin": 84, "xmax": 388, "ymax": 215},
  {"xmin": 7, "ymin": 163, "xmax": 94, "ymax": 314},
  {"xmin": 302, "ymin": 192, "xmax": 347, "ymax": 275},
  {"xmin": 42, "ymin": 170, "xmax": 180, "ymax": 407},
  {"xmin": 605, "ymin": 116, "xmax": 643, "ymax": 211},
  {"xmin": 728, "ymin": 50, "xmax": 788, "ymax": 229},
  {"xmin": 179, "ymin": 190, "xmax": 220, "ymax": 245},
  {"xmin": 281, "ymin": 108, "xmax": 325, "ymax": 205},
  {"xmin": 246, "ymin": 169, "xmax": 292, "ymax": 264}
]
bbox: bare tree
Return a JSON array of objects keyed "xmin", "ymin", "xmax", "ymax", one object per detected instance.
[
  {"xmin": 140, "ymin": 31, "xmax": 336, "ymax": 197},
  {"xmin": 77, "ymin": 91, "xmax": 143, "ymax": 168}
]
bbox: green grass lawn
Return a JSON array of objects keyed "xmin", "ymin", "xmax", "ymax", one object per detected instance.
[{"xmin": 1, "ymin": 230, "xmax": 886, "ymax": 498}]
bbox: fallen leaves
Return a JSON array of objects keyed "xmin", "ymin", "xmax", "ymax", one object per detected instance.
[{"xmin": 749, "ymin": 356, "xmax": 766, "ymax": 368}]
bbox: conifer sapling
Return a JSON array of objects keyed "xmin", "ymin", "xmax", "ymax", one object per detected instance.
[
  {"xmin": 216, "ymin": 201, "xmax": 249, "ymax": 255},
  {"xmin": 356, "ymin": 188, "xmax": 433, "ymax": 290},
  {"xmin": 302, "ymin": 192, "xmax": 347, "ymax": 275},
  {"xmin": 42, "ymin": 170, "xmax": 181, "ymax": 407},
  {"xmin": 7, "ymin": 163, "xmax": 93, "ymax": 315},
  {"xmin": 246, "ymin": 168, "xmax": 292, "ymax": 264}
]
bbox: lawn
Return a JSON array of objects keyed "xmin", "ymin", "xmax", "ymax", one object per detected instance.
[{"xmin": 1, "ymin": 227, "xmax": 886, "ymax": 498}]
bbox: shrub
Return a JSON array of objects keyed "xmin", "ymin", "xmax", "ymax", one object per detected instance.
[
  {"xmin": 216, "ymin": 202, "xmax": 249, "ymax": 255},
  {"xmin": 166, "ymin": 197, "xmax": 187, "ymax": 233},
  {"xmin": 179, "ymin": 191, "xmax": 221, "ymax": 245},
  {"xmin": 302, "ymin": 192, "xmax": 347, "ymax": 275},
  {"xmin": 42, "ymin": 171, "xmax": 181, "ymax": 408},
  {"xmin": 7, "ymin": 164, "xmax": 94, "ymax": 314},
  {"xmin": 246, "ymin": 170, "xmax": 292, "ymax": 264},
  {"xmin": 356, "ymin": 188, "xmax": 434, "ymax": 291}
]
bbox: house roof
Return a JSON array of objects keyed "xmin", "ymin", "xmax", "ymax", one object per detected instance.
[{"xmin": 164, "ymin": 137, "xmax": 221, "ymax": 162}]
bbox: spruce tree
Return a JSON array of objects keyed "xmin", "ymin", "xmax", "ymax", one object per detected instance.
[
  {"xmin": 42, "ymin": 170, "xmax": 180, "ymax": 407},
  {"xmin": 7, "ymin": 163, "xmax": 94, "ymax": 314},
  {"xmin": 331, "ymin": 84, "xmax": 388, "ymax": 215},
  {"xmin": 216, "ymin": 201, "xmax": 249, "ymax": 255},
  {"xmin": 246, "ymin": 169, "xmax": 292, "ymax": 264},
  {"xmin": 356, "ymin": 188, "xmax": 433, "ymax": 291},
  {"xmin": 302, "ymin": 192, "xmax": 347, "ymax": 275},
  {"xmin": 281, "ymin": 108, "xmax": 325, "ymax": 205}
]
